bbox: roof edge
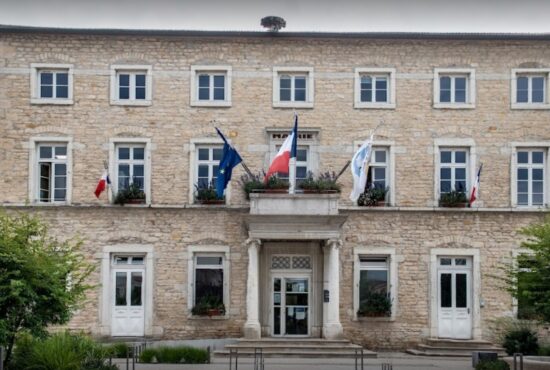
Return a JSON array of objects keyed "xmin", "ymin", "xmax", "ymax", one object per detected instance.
[{"xmin": 2, "ymin": 24, "xmax": 550, "ymax": 41}]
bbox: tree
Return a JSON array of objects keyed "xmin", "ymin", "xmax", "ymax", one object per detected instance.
[
  {"xmin": 0, "ymin": 212, "xmax": 94, "ymax": 367},
  {"xmin": 505, "ymin": 218, "xmax": 550, "ymax": 323}
]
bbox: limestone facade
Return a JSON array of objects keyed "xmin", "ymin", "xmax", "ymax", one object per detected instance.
[{"xmin": 1, "ymin": 26, "xmax": 550, "ymax": 348}]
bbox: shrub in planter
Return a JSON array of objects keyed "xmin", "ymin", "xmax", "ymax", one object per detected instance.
[
  {"xmin": 298, "ymin": 172, "xmax": 342, "ymax": 193},
  {"xmin": 191, "ymin": 295, "xmax": 226, "ymax": 316},
  {"xmin": 194, "ymin": 182, "xmax": 224, "ymax": 204},
  {"xmin": 114, "ymin": 182, "xmax": 146, "ymax": 205},
  {"xmin": 357, "ymin": 186, "xmax": 388, "ymax": 206},
  {"xmin": 475, "ymin": 360, "xmax": 510, "ymax": 370},
  {"xmin": 265, "ymin": 175, "xmax": 289, "ymax": 191},
  {"xmin": 240, "ymin": 172, "xmax": 265, "ymax": 199},
  {"xmin": 105, "ymin": 342, "xmax": 131, "ymax": 358},
  {"xmin": 139, "ymin": 348, "xmax": 157, "ymax": 363},
  {"xmin": 357, "ymin": 291, "xmax": 392, "ymax": 317},
  {"xmin": 502, "ymin": 328, "xmax": 539, "ymax": 355},
  {"xmin": 139, "ymin": 346, "xmax": 209, "ymax": 364},
  {"xmin": 439, "ymin": 189, "xmax": 468, "ymax": 207}
]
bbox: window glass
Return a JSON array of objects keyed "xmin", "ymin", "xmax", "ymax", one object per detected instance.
[
  {"xmin": 130, "ymin": 272, "xmax": 143, "ymax": 306},
  {"xmin": 37, "ymin": 144, "xmax": 68, "ymax": 202},
  {"xmin": 455, "ymin": 273, "xmax": 467, "ymax": 308},
  {"xmin": 532, "ymin": 77, "xmax": 545, "ymax": 103},
  {"xmin": 195, "ymin": 268, "xmax": 223, "ymax": 306},
  {"xmin": 115, "ymin": 272, "xmax": 127, "ymax": 306},
  {"xmin": 440, "ymin": 273, "xmax": 452, "ymax": 308},
  {"xmin": 197, "ymin": 256, "xmax": 223, "ymax": 265}
]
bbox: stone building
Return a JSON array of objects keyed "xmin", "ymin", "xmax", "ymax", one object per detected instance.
[{"xmin": 1, "ymin": 25, "xmax": 549, "ymax": 350}]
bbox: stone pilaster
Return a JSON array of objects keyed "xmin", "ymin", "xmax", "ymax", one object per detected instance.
[
  {"xmin": 243, "ymin": 238, "xmax": 262, "ymax": 339},
  {"xmin": 323, "ymin": 238, "xmax": 344, "ymax": 339}
]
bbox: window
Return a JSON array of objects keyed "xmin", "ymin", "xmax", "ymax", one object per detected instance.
[
  {"xmin": 110, "ymin": 65, "xmax": 152, "ymax": 105},
  {"xmin": 516, "ymin": 149, "xmax": 545, "ymax": 206},
  {"xmin": 433, "ymin": 68, "xmax": 475, "ymax": 108},
  {"xmin": 367, "ymin": 148, "xmax": 389, "ymax": 193},
  {"xmin": 36, "ymin": 143, "xmax": 68, "ymax": 203},
  {"xmin": 512, "ymin": 69, "xmax": 550, "ymax": 109},
  {"xmin": 30, "ymin": 64, "xmax": 73, "ymax": 104},
  {"xmin": 277, "ymin": 146, "xmax": 309, "ymax": 183},
  {"xmin": 354, "ymin": 247, "xmax": 397, "ymax": 320},
  {"xmin": 196, "ymin": 145, "xmax": 223, "ymax": 188},
  {"xmin": 354, "ymin": 68, "xmax": 396, "ymax": 108},
  {"xmin": 190, "ymin": 66, "xmax": 232, "ymax": 107},
  {"xmin": 109, "ymin": 139, "xmax": 151, "ymax": 204},
  {"xmin": 439, "ymin": 148, "xmax": 468, "ymax": 194},
  {"xmin": 273, "ymin": 67, "xmax": 314, "ymax": 108}
]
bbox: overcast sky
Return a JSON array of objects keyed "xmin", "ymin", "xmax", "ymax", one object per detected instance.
[{"xmin": 0, "ymin": 0, "xmax": 549, "ymax": 33}]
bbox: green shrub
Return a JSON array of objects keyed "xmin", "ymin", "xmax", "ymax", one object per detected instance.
[
  {"xmin": 183, "ymin": 347, "xmax": 209, "ymax": 363},
  {"xmin": 114, "ymin": 182, "xmax": 146, "ymax": 205},
  {"xmin": 105, "ymin": 342, "xmax": 131, "ymax": 358},
  {"xmin": 502, "ymin": 328, "xmax": 539, "ymax": 355},
  {"xmin": 538, "ymin": 345, "xmax": 550, "ymax": 356},
  {"xmin": 439, "ymin": 189, "xmax": 468, "ymax": 207},
  {"xmin": 240, "ymin": 172, "xmax": 265, "ymax": 199},
  {"xmin": 137, "ymin": 346, "xmax": 209, "ymax": 364},
  {"xmin": 357, "ymin": 291, "xmax": 392, "ymax": 317},
  {"xmin": 475, "ymin": 360, "xmax": 510, "ymax": 370},
  {"xmin": 139, "ymin": 348, "xmax": 157, "ymax": 363}
]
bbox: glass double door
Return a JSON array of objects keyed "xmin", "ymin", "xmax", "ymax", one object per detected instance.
[
  {"xmin": 112, "ymin": 269, "xmax": 144, "ymax": 336},
  {"xmin": 272, "ymin": 276, "xmax": 310, "ymax": 336}
]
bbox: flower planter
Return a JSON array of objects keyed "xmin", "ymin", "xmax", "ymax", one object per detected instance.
[
  {"xmin": 439, "ymin": 202, "xmax": 468, "ymax": 208},
  {"xmin": 359, "ymin": 312, "xmax": 390, "ymax": 318},
  {"xmin": 198, "ymin": 199, "xmax": 225, "ymax": 205},
  {"xmin": 125, "ymin": 198, "xmax": 146, "ymax": 205},
  {"xmin": 263, "ymin": 188, "xmax": 289, "ymax": 193},
  {"xmin": 206, "ymin": 308, "xmax": 223, "ymax": 317}
]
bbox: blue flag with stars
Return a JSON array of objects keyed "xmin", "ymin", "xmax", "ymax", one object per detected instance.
[{"xmin": 216, "ymin": 128, "xmax": 243, "ymax": 199}]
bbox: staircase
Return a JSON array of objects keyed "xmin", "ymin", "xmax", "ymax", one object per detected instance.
[
  {"xmin": 213, "ymin": 338, "xmax": 377, "ymax": 359},
  {"xmin": 406, "ymin": 338, "xmax": 506, "ymax": 357}
]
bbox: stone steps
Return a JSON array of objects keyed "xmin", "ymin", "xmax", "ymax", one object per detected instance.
[
  {"xmin": 406, "ymin": 338, "xmax": 506, "ymax": 357},
  {"xmin": 213, "ymin": 338, "xmax": 377, "ymax": 359}
]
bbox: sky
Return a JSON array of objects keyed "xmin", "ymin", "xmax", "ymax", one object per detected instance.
[{"xmin": 0, "ymin": 0, "xmax": 549, "ymax": 33}]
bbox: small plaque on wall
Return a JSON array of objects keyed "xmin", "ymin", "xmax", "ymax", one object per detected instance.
[{"xmin": 323, "ymin": 289, "xmax": 330, "ymax": 303}]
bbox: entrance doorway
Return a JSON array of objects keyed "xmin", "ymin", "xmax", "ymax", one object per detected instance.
[
  {"xmin": 272, "ymin": 276, "xmax": 310, "ymax": 336},
  {"xmin": 111, "ymin": 256, "xmax": 145, "ymax": 337},
  {"xmin": 437, "ymin": 256, "xmax": 472, "ymax": 339}
]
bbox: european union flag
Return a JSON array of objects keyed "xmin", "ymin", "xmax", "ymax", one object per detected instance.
[{"xmin": 216, "ymin": 128, "xmax": 243, "ymax": 199}]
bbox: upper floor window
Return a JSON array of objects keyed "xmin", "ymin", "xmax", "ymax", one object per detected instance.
[
  {"xmin": 196, "ymin": 145, "xmax": 223, "ymax": 189},
  {"xmin": 512, "ymin": 69, "xmax": 550, "ymax": 109},
  {"xmin": 516, "ymin": 149, "xmax": 545, "ymax": 207},
  {"xmin": 439, "ymin": 148, "xmax": 469, "ymax": 195},
  {"xmin": 190, "ymin": 66, "xmax": 232, "ymax": 107},
  {"xmin": 277, "ymin": 146, "xmax": 309, "ymax": 182},
  {"xmin": 354, "ymin": 68, "xmax": 396, "ymax": 109},
  {"xmin": 109, "ymin": 139, "xmax": 151, "ymax": 205},
  {"xmin": 37, "ymin": 144, "xmax": 68, "ymax": 203},
  {"xmin": 433, "ymin": 68, "xmax": 475, "ymax": 109},
  {"xmin": 30, "ymin": 64, "xmax": 74, "ymax": 105},
  {"xmin": 110, "ymin": 65, "xmax": 152, "ymax": 106},
  {"xmin": 273, "ymin": 67, "xmax": 314, "ymax": 108}
]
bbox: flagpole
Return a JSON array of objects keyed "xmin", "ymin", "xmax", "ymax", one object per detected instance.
[
  {"xmin": 289, "ymin": 112, "xmax": 297, "ymax": 195},
  {"xmin": 215, "ymin": 127, "xmax": 253, "ymax": 178}
]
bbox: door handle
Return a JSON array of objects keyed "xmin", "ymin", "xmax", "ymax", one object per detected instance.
[{"xmin": 467, "ymin": 308, "xmax": 470, "ymax": 314}]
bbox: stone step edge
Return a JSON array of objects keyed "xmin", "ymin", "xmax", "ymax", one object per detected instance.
[
  {"xmin": 213, "ymin": 350, "xmax": 378, "ymax": 358},
  {"xmin": 406, "ymin": 349, "xmax": 503, "ymax": 358},
  {"xmin": 237, "ymin": 339, "xmax": 352, "ymax": 343},
  {"xmin": 417, "ymin": 344, "xmax": 505, "ymax": 351},
  {"xmin": 225, "ymin": 344, "xmax": 363, "ymax": 349},
  {"xmin": 424, "ymin": 339, "xmax": 496, "ymax": 345}
]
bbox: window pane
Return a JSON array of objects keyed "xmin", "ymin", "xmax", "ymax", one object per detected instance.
[
  {"xmin": 133, "ymin": 164, "xmax": 144, "ymax": 177},
  {"xmin": 294, "ymin": 89, "xmax": 306, "ymax": 101},
  {"xmin": 532, "ymin": 151, "xmax": 544, "ymax": 164},
  {"xmin": 374, "ymin": 150, "xmax": 386, "ymax": 163},
  {"xmin": 440, "ymin": 76, "xmax": 451, "ymax": 89},
  {"xmin": 56, "ymin": 73, "xmax": 68, "ymax": 85},
  {"xmin": 455, "ymin": 151, "xmax": 466, "ymax": 163},
  {"xmin": 440, "ymin": 180, "xmax": 451, "ymax": 193},
  {"xmin": 41, "ymin": 86, "xmax": 53, "ymax": 98},
  {"xmin": 40, "ymin": 72, "xmax": 53, "ymax": 85},
  {"xmin": 518, "ymin": 180, "xmax": 529, "ymax": 193},
  {"xmin": 456, "ymin": 273, "xmax": 467, "ymax": 308},
  {"xmin": 440, "ymin": 258, "xmax": 452, "ymax": 265},
  {"xmin": 274, "ymin": 307, "xmax": 281, "ymax": 335},
  {"xmin": 131, "ymin": 257, "xmax": 144, "ymax": 265},
  {"xmin": 440, "ymin": 151, "xmax": 452, "ymax": 163},
  {"xmin": 517, "ymin": 76, "xmax": 528, "ymax": 90},
  {"xmin": 54, "ymin": 189, "xmax": 66, "ymax": 201},
  {"xmin": 455, "ymin": 168, "xmax": 466, "ymax": 180},
  {"xmin": 375, "ymin": 90, "xmax": 387, "ymax": 102},
  {"xmin": 213, "ymin": 75, "xmax": 225, "ymax": 88},
  {"xmin": 130, "ymin": 272, "xmax": 142, "ymax": 306},
  {"xmin": 517, "ymin": 77, "xmax": 529, "ymax": 103},
  {"xmin": 54, "ymin": 176, "xmax": 66, "ymax": 189},
  {"xmin": 198, "ymin": 165, "xmax": 209, "ymax": 177},
  {"xmin": 197, "ymin": 256, "xmax": 223, "ymax": 265},
  {"xmin": 365, "ymin": 270, "xmax": 388, "ymax": 295},
  {"xmin": 213, "ymin": 148, "xmax": 223, "ymax": 161},
  {"xmin": 39, "ymin": 146, "xmax": 52, "ymax": 159},
  {"xmin": 517, "ymin": 151, "xmax": 529, "ymax": 164},
  {"xmin": 119, "ymin": 74, "xmax": 130, "ymax": 87},
  {"xmin": 374, "ymin": 167, "xmax": 386, "ymax": 181},
  {"xmin": 55, "ymin": 146, "xmax": 67, "ymax": 158},
  {"xmin": 440, "ymin": 168, "xmax": 451, "ymax": 180},
  {"xmin": 40, "ymin": 163, "xmax": 51, "ymax": 202},
  {"xmin": 517, "ymin": 168, "xmax": 528, "ymax": 180},
  {"xmin": 296, "ymin": 149, "xmax": 307, "ymax": 162},
  {"xmin": 296, "ymin": 166, "xmax": 307, "ymax": 179},
  {"xmin": 115, "ymin": 256, "xmax": 129, "ymax": 264},
  {"xmin": 285, "ymin": 307, "xmax": 308, "ymax": 335},
  {"xmin": 213, "ymin": 88, "xmax": 225, "ymax": 100},
  {"xmin": 532, "ymin": 181, "xmax": 544, "ymax": 193},
  {"xmin": 118, "ymin": 164, "xmax": 130, "ymax": 177},
  {"xmin": 198, "ymin": 148, "xmax": 209, "ymax": 160},
  {"xmin": 115, "ymin": 272, "xmax": 127, "ymax": 306},
  {"xmin": 440, "ymin": 89, "xmax": 450, "ymax": 102},
  {"xmin": 133, "ymin": 147, "xmax": 145, "ymax": 160},
  {"xmin": 455, "ymin": 77, "xmax": 466, "ymax": 90},
  {"xmin": 198, "ymin": 75, "xmax": 209, "ymax": 87},
  {"xmin": 455, "ymin": 258, "xmax": 467, "ymax": 266},
  {"xmin": 118, "ymin": 147, "xmax": 130, "ymax": 160},
  {"xmin": 119, "ymin": 87, "xmax": 129, "ymax": 99},
  {"xmin": 294, "ymin": 77, "xmax": 306, "ymax": 89},
  {"xmin": 532, "ymin": 193, "xmax": 544, "ymax": 205},
  {"xmin": 532, "ymin": 89, "xmax": 544, "ymax": 103},
  {"xmin": 455, "ymin": 89, "xmax": 466, "ymax": 103},
  {"xmin": 280, "ymin": 76, "xmax": 291, "ymax": 89},
  {"xmin": 517, "ymin": 193, "xmax": 529, "ymax": 205},
  {"xmin": 198, "ymin": 87, "xmax": 209, "ymax": 100},
  {"xmin": 361, "ymin": 90, "xmax": 372, "ymax": 102},
  {"xmin": 135, "ymin": 87, "xmax": 146, "ymax": 100},
  {"xmin": 375, "ymin": 78, "xmax": 387, "ymax": 90},
  {"xmin": 55, "ymin": 85, "xmax": 68, "ymax": 98},
  {"xmin": 135, "ymin": 74, "xmax": 146, "ymax": 87},
  {"xmin": 195, "ymin": 268, "xmax": 223, "ymax": 305},
  {"xmin": 517, "ymin": 90, "xmax": 529, "ymax": 103},
  {"xmin": 440, "ymin": 273, "xmax": 452, "ymax": 308},
  {"xmin": 533, "ymin": 168, "xmax": 543, "ymax": 181},
  {"xmin": 280, "ymin": 88, "xmax": 291, "ymax": 101}
]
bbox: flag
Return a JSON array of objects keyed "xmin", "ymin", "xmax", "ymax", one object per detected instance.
[
  {"xmin": 349, "ymin": 134, "xmax": 374, "ymax": 202},
  {"xmin": 469, "ymin": 164, "xmax": 483, "ymax": 207},
  {"xmin": 215, "ymin": 128, "xmax": 243, "ymax": 199},
  {"xmin": 265, "ymin": 115, "xmax": 298, "ymax": 183},
  {"xmin": 94, "ymin": 170, "xmax": 111, "ymax": 198}
]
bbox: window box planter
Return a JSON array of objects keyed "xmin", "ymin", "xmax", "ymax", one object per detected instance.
[
  {"xmin": 298, "ymin": 172, "xmax": 342, "ymax": 194},
  {"xmin": 357, "ymin": 187, "xmax": 389, "ymax": 207},
  {"xmin": 197, "ymin": 199, "xmax": 225, "ymax": 205},
  {"xmin": 113, "ymin": 183, "xmax": 146, "ymax": 206},
  {"xmin": 195, "ymin": 183, "xmax": 224, "ymax": 204},
  {"xmin": 439, "ymin": 190, "xmax": 468, "ymax": 208},
  {"xmin": 191, "ymin": 295, "xmax": 226, "ymax": 317},
  {"xmin": 357, "ymin": 291, "xmax": 392, "ymax": 318},
  {"xmin": 125, "ymin": 198, "xmax": 146, "ymax": 205}
]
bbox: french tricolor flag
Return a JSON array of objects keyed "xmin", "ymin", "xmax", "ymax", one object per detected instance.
[
  {"xmin": 94, "ymin": 170, "xmax": 111, "ymax": 198},
  {"xmin": 264, "ymin": 115, "xmax": 298, "ymax": 183},
  {"xmin": 469, "ymin": 164, "xmax": 483, "ymax": 207}
]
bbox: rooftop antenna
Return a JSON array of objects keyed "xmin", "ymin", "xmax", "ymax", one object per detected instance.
[{"xmin": 261, "ymin": 16, "xmax": 286, "ymax": 32}]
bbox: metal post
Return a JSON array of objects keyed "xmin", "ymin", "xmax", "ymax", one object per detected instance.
[
  {"xmin": 361, "ymin": 348, "xmax": 364, "ymax": 370},
  {"xmin": 132, "ymin": 346, "xmax": 135, "ymax": 370},
  {"xmin": 229, "ymin": 348, "xmax": 238, "ymax": 370},
  {"xmin": 513, "ymin": 353, "xmax": 524, "ymax": 370},
  {"xmin": 355, "ymin": 348, "xmax": 358, "ymax": 370},
  {"xmin": 126, "ymin": 345, "xmax": 129, "ymax": 370},
  {"xmin": 0, "ymin": 346, "xmax": 4, "ymax": 370},
  {"xmin": 254, "ymin": 347, "xmax": 263, "ymax": 370}
]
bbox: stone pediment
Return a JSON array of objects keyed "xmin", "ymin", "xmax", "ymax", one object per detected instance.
[
  {"xmin": 244, "ymin": 214, "xmax": 347, "ymax": 240},
  {"xmin": 249, "ymin": 193, "xmax": 339, "ymax": 216}
]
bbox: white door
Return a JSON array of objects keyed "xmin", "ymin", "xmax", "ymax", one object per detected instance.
[
  {"xmin": 271, "ymin": 276, "xmax": 310, "ymax": 337},
  {"xmin": 112, "ymin": 269, "xmax": 145, "ymax": 336},
  {"xmin": 437, "ymin": 257, "xmax": 472, "ymax": 339}
]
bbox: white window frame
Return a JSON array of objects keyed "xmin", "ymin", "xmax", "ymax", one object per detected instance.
[
  {"xmin": 354, "ymin": 68, "xmax": 396, "ymax": 109},
  {"xmin": 28, "ymin": 136, "xmax": 73, "ymax": 205},
  {"xmin": 353, "ymin": 140, "xmax": 396, "ymax": 206},
  {"xmin": 272, "ymin": 67, "xmax": 314, "ymax": 108},
  {"xmin": 187, "ymin": 245, "xmax": 230, "ymax": 318},
  {"xmin": 188, "ymin": 138, "xmax": 229, "ymax": 204},
  {"xmin": 109, "ymin": 138, "xmax": 152, "ymax": 205},
  {"xmin": 433, "ymin": 68, "xmax": 476, "ymax": 109},
  {"xmin": 511, "ymin": 69, "xmax": 550, "ymax": 109},
  {"xmin": 190, "ymin": 65, "xmax": 232, "ymax": 107},
  {"xmin": 110, "ymin": 65, "xmax": 152, "ymax": 106},
  {"xmin": 266, "ymin": 128, "xmax": 320, "ymax": 177},
  {"xmin": 195, "ymin": 144, "xmax": 224, "ymax": 198},
  {"xmin": 433, "ymin": 138, "xmax": 477, "ymax": 207},
  {"xmin": 510, "ymin": 142, "xmax": 550, "ymax": 208},
  {"xmin": 30, "ymin": 63, "xmax": 74, "ymax": 105},
  {"xmin": 353, "ymin": 247, "xmax": 398, "ymax": 321}
]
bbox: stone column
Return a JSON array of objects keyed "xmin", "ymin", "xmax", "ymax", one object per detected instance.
[
  {"xmin": 323, "ymin": 238, "xmax": 344, "ymax": 339},
  {"xmin": 244, "ymin": 238, "xmax": 262, "ymax": 339}
]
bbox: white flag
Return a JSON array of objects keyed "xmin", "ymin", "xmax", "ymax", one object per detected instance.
[{"xmin": 349, "ymin": 134, "xmax": 374, "ymax": 202}]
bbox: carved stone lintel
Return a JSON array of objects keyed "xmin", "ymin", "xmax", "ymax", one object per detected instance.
[
  {"xmin": 323, "ymin": 238, "xmax": 343, "ymax": 250},
  {"xmin": 244, "ymin": 237, "xmax": 262, "ymax": 250}
]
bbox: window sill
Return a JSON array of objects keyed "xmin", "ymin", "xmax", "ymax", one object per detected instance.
[
  {"xmin": 191, "ymin": 100, "xmax": 232, "ymax": 108},
  {"xmin": 110, "ymin": 100, "xmax": 152, "ymax": 107},
  {"xmin": 433, "ymin": 103, "xmax": 475, "ymax": 109},
  {"xmin": 511, "ymin": 103, "xmax": 550, "ymax": 110},
  {"xmin": 356, "ymin": 316, "xmax": 395, "ymax": 322},
  {"xmin": 354, "ymin": 102, "xmax": 395, "ymax": 109},
  {"xmin": 188, "ymin": 315, "xmax": 229, "ymax": 320},
  {"xmin": 273, "ymin": 101, "xmax": 314, "ymax": 109},
  {"xmin": 31, "ymin": 98, "xmax": 74, "ymax": 105},
  {"xmin": 30, "ymin": 201, "xmax": 71, "ymax": 206}
]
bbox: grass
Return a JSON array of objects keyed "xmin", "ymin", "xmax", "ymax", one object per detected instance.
[{"xmin": 139, "ymin": 345, "xmax": 209, "ymax": 364}]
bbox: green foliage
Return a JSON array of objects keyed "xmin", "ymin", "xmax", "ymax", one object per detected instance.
[
  {"xmin": 502, "ymin": 217, "xmax": 550, "ymax": 322},
  {"xmin": 439, "ymin": 189, "xmax": 468, "ymax": 207},
  {"xmin": 194, "ymin": 182, "xmax": 223, "ymax": 202},
  {"xmin": 502, "ymin": 328, "xmax": 539, "ymax": 355},
  {"xmin": 357, "ymin": 291, "xmax": 392, "ymax": 317},
  {"xmin": 539, "ymin": 345, "xmax": 550, "ymax": 356},
  {"xmin": 191, "ymin": 294, "xmax": 225, "ymax": 316},
  {"xmin": 10, "ymin": 332, "xmax": 117, "ymax": 370},
  {"xmin": 298, "ymin": 172, "xmax": 341, "ymax": 193},
  {"xmin": 475, "ymin": 360, "xmax": 510, "ymax": 370},
  {"xmin": 113, "ymin": 182, "xmax": 146, "ymax": 205},
  {"xmin": 138, "ymin": 346, "xmax": 209, "ymax": 364},
  {"xmin": 240, "ymin": 172, "xmax": 265, "ymax": 199},
  {"xmin": 357, "ymin": 186, "xmax": 388, "ymax": 206},
  {"xmin": 105, "ymin": 342, "xmax": 131, "ymax": 358},
  {"xmin": 265, "ymin": 175, "xmax": 289, "ymax": 190},
  {"xmin": 0, "ymin": 212, "xmax": 94, "ymax": 367}
]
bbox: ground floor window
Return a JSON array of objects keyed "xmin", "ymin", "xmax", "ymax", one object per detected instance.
[
  {"xmin": 358, "ymin": 256, "xmax": 391, "ymax": 317},
  {"xmin": 192, "ymin": 254, "xmax": 226, "ymax": 316}
]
